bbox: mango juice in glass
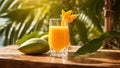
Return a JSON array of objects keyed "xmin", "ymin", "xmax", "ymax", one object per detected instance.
[{"xmin": 49, "ymin": 18, "xmax": 70, "ymax": 58}]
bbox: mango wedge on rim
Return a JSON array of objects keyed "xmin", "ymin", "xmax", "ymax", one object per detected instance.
[{"xmin": 61, "ymin": 9, "xmax": 77, "ymax": 26}]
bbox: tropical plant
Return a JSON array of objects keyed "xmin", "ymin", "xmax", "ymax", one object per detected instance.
[
  {"xmin": 73, "ymin": 0, "xmax": 120, "ymax": 56},
  {"xmin": 49, "ymin": 0, "xmax": 120, "ymax": 56},
  {"xmin": 49, "ymin": 0, "xmax": 104, "ymax": 45},
  {"xmin": 0, "ymin": 0, "xmax": 50, "ymax": 46},
  {"xmin": 0, "ymin": 0, "xmax": 120, "ymax": 56},
  {"xmin": 0, "ymin": 0, "xmax": 103, "ymax": 46}
]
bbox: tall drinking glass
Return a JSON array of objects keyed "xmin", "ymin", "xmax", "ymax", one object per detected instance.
[{"xmin": 49, "ymin": 18, "xmax": 70, "ymax": 59}]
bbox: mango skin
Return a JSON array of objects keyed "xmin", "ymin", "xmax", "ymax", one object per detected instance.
[{"xmin": 18, "ymin": 38, "xmax": 49, "ymax": 55}]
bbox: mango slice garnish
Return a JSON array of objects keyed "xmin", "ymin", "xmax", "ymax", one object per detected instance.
[{"xmin": 61, "ymin": 9, "xmax": 77, "ymax": 26}]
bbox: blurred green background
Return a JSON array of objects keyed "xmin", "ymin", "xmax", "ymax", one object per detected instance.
[{"xmin": 0, "ymin": 0, "xmax": 120, "ymax": 48}]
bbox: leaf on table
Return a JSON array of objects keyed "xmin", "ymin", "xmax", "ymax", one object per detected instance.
[{"xmin": 72, "ymin": 31, "xmax": 118, "ymax": 57}]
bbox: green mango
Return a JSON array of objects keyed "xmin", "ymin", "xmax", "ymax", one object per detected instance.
[{"xmin": 18, "ymin": 38, "xmax": 49, "ymax": 55}]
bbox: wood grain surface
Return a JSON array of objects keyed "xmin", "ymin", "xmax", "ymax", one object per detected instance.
[{"xmin": 0, "ymin": 45, "xmax": 120, "ymax": 68}]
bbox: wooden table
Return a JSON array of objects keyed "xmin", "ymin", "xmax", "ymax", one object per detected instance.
[{"xmin": 0, "ymin": 45, "xmax": 120, "ymax": 68}]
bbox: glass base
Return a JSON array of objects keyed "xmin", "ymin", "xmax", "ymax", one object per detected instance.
[{"xmin": 50, "ymin": 47, "xmax": 68, "ymax": 59}]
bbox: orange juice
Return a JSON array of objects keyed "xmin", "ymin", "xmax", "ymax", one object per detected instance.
[{"xmin": 49, "ymin": 26, "xmax": 69, "ymax": 51}]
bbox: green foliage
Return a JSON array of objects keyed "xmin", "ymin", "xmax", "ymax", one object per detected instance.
[
  {"xmin": 49, "ymin": 0, "xmax": 104, "ymax": 45},
  {"xmin": 73, "ymin": 31, "xmax": 118, "ymax": 56},
  {"xmin": 49, "ymin": 0, "xmax": 62, "ymax": 18},
  {"xmin": 69, "ymin": 19, "xmax": 88, "ymax": 45},
  {"xmin": 72, "ymin": 0, "xmax": 120, "ymax": 56},
  {"xmin": 0, "ymin": 0, "xmax": 49, "ymax": 46},
  {"xmin": 113, "ymin": 0, "xmax": 120, "ymax": 31},
  {"xmin": 16, "ymin": 32, "xmax": 48, "ymax": 45},
  {"xmin": 0, "ymin": 0, "xmax": 104, "ymax": 46},
  {"xmin": 1, "ymin": 7, "xmax": 34, "ymax": 22},
  {"xmin": 0, "ymin": 0, "xmax": 120, "ymax": 56}
]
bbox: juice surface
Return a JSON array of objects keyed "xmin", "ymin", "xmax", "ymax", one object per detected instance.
[{"xmin": 49, "ymin": 26, "xmax": 69, "ymax": 51}]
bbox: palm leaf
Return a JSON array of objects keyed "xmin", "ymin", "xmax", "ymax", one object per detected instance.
[
  {"xmin": 0, "ymin": 0, "xmax": 49, "ymax": 46},
  {"xmin": 1, "ymin": 7, "xmax": 34, "ymax": 22},
  {"xmin": 76, "ymin": 19, "xmax": 88, "ymax": 44},
  {"xmin": 49, "ymin": 0, "xmax": 62, "ymax": 18},
  {"xmin": 0, "ymin": 0, "xmax": 4, "ymax": 7},
  {"xmin": 0, "ymin": 18, "xmax": 10, "ymax": 33},
  {"xmin": 16, "ymin": 32, "xmax": 48, "ymax": 45},
  {"xmin": 0, "ymin": 0, "xmax": 14, "ymax": 14},
  {"xmin": 3, "ymin": 23, "xmax": 12, "ymax": 45},
  {"xmin": 10, "ymin": 0, "xmax": 20, "ymax": 9},
  {"xmin": 17, "ymin": 13, "xmax": 34, "ymax": 39},
  {"xmin": 78, "ymin": 0, "xmax": 104, "ymax": 32}
]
